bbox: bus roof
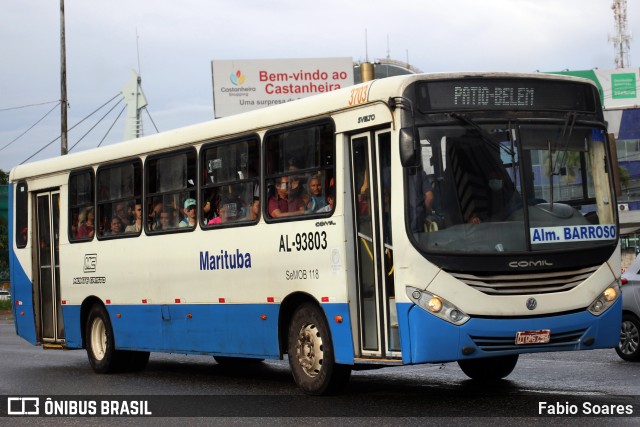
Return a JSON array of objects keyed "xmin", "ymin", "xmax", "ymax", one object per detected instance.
[{"xmin": 9, "ymin": 72, "xmax": 596, "ymax": 182}]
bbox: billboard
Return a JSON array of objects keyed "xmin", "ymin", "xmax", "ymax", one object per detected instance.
[
  {"xmin": 211, "ymin": 58, "xmax": 354, "ymax": 118},
  {"xmin": 551, "ymin": 68, "xmax": 640, "ymax": 110}
]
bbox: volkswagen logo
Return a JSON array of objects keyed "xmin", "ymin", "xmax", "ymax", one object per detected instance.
[{"xmin": 526, "ymin": 298, "xmax": 538, "ymax": 310}]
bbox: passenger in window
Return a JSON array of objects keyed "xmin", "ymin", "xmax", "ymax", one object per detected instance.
[
  {"xmin": 70, "ymin": 211, "xmax": 79, "ymax": 238},
  {"xmin": 287, "ymin": 159, "xmax": 307, "ymax": 203},
  {"xmin": 124, "ymin": 203, "xmax": 143, "ymax": 233},
  {"xmin": 104, "ymin": 217, "xmax": 124, "ymax": 236},
  {"xmin": 19, "ymin": 227, "xmax": 28, "ymax": 246},
  {"xmin": 306, "ymin": 176, "xmax": 327, "ymax": 213},
  {"xmin": 115, "ymin": 202, "xmax": 130, "ymax": 226},
  {"xmin": 202, "ymin": 194, "xmax": 216, "ymax": 223},
  {"xmin": 208, "ymin": 200, "xmax": 233, "ymax": 225},
  {"xmin": 148, "ymin": 201, "xmax": 163, "ymax": 230},
  {"xmin": 316, "ymin": 187, "xmax": 335, "ymax": 213},
  {"xmin": 412, "ymin": 170, "xmax": 435, "ymax": 232},
  {"xmin": 226, "ymin": 185, "xmax": 247, "ymax": 215},
  {"xmin": 245, "ymin": 197, "xmax": 260, "ymax": 221},
  {"xmin": 268, "ymin": 176, "xmax": 304, "ymax": 218},
  {"xmin": 76, "ymin": 207, "xmax": 95, "ymax": 238},
  {"xmin": 179, "ymin": 199, "xmax": 197, "ymax": 228},
  {"xmin": 157, "ymin": 208, "xmax": 177, "ymax": 230}
]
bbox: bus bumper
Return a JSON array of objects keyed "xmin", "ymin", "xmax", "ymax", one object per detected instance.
[{"xmin": 397, "ymin": 298, "xmax": 622, "ymax": 365}]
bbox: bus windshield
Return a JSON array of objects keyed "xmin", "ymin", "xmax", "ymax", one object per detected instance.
[{"xmin": 408, "ymin": 120, "xmax": 616, "ymax": 254}]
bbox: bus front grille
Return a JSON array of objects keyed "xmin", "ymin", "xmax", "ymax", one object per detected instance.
[
  {"xmin": 470, "ymin": 328, "xmax": 586, "ymax": 352},
  {"xmin": 449, "ymin": 265, "xmax": 600, "ymax": 296}
]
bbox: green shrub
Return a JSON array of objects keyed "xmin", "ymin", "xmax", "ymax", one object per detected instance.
[{"xmin": 0, "ymin": 299, "xmax": 12, "ymax": 311}]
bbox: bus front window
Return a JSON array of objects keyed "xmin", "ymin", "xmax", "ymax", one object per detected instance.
[{"xmin": 409, "ymin": 122, "xmax": 615, "ymax": 255}]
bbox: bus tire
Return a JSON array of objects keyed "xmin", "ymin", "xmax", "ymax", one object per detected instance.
[
  {"xmin": 616, "ymin": 313, "xmax": 640, "ymax": 362},
  {"xmin": 457, "ymin": 354, "xmax": 519, "ymax": 380},
  {"xmin": 287, "ymin": 303, "xmax": 351, "ymax": 395},
  {"xmin": 85, "ymin": 304, "xmax": 127, "ymax": 373}
]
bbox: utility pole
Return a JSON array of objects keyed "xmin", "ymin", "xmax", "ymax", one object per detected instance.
[{"xmin": 60, "ymin": 0, "xmax": 68, "ymax": 155}]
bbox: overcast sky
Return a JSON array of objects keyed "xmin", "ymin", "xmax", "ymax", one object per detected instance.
[{"xmin": 1, "ymin": 0, "xmax": 638, "ymax": 172}]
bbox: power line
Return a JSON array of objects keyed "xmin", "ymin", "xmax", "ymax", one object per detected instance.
[
  {"xmin": 20, "ymin": 135, "xmax": 61, "ymax": 165},
  {"xmin": 143, "ymin": 107, "xmax": 159, "ymax": 133},
  {"xmin": 68, "ymin": 98, "xmax": 124, "ymax": 152},
  {"xmin": 0, "ymin": 100, "xmax": 60, "ymax": 112},
  {"xmin": 98, "ymin": 105, "xmax": 127, "ymax": 147},
  {"xmin": 0, "ymin": 102, "xmax": 61, "ymax": 153},
  {"xmin": 21, "ymin": 93, "xmax": 122, "ymax": 164}
]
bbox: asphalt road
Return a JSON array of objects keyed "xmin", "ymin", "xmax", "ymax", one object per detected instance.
[{"xmin": 1, "ymin": 318, "xmax": 639, "ymax": 426}]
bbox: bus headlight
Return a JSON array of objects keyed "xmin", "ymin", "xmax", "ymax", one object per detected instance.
[
  {"xmin": 587, "ymin": 283, "xmax": 620, "ymax": 316},
  {"xmin": 406, "ymin": 286, "xmax": 470, "ymax": 325}
]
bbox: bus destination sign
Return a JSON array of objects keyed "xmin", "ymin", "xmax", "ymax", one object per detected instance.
[
  {"xmin": 418, "ymin": 79, "xmax": 596, "ymax": 113},
  {"xmin": 452, "ymin": 85, "xmax": 535, "ymax": 107}
]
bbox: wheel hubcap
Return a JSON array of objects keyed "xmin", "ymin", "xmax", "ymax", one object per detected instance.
[
  {"xmin": 295, "ymin": 323, "xmax": 323, "ymax": 378},
  {"xmin": 90, "ymin": 318, "xmax": 107, "ymax": 361},
  {"xmin": 619, "ymin": 320, "xmax": 639, "ymax": 356}
]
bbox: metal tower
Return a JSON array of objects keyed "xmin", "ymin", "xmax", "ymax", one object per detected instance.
[
  {"xmin": 610, "ymin": 0, "xmax": 632, "ymax": 68},
  {"xmin": 122, "ymin": 70, "xmax": 148, "ymax": 140}
]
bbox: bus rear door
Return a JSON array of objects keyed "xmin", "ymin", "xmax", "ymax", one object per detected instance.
[{"xmin": 35, "ymin": 190, "xmax": 65, "ymax": 345}]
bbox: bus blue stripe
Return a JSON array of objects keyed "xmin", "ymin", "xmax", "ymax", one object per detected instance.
[
  {"xmin": 322, "ymin": 303, "xmax": 355, "ymax": 364},
  {"xmin": 63, "ymin": 302, "xmax": 355, "ymax": 363},
  {"xmin": 397, "ymin": 299, "xmax": 622, "ymax": 363}
]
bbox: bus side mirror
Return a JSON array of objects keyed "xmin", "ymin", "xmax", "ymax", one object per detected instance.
[{"xmin": 400, "ymin": 127, "xmax": 419, "ymax": 167}]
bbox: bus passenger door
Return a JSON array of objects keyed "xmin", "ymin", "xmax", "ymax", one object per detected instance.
[
  {"xmin": 35, "ymin": 191, "xmax": 64, "ymax": 344},
  {"xmin": 350, "ymin": 131, "xmax": 398, "ymax": 358}
]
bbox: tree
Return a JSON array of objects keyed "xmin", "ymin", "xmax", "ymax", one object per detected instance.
[
  {"xmin": 619, "ymin": 165, "xmax": 630, "ymax": 193},
  {"xmin": 0, "ymin": 168, "xmax": 7, "ymax": 185}
]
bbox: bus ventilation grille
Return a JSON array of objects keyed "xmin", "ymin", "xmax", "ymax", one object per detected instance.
[
  {"xmin": 470, "ymin": 328, "xmax": 586, "ymax": 352},
  {"xmin": 449, "ymin": 265, "xmax": 600, "ymax": 296}
]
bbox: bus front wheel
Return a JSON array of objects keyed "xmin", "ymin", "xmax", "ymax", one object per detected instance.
[
  {"xmin": 457, "ymin": 354, "xmax": 519, "ymax": 380},
  {"xmin": 287, "ymin": 303, "xmax": 351, "ymax": 395}
]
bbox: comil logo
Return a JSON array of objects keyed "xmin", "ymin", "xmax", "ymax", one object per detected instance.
[{"xmin": 230, "ymin": 70, "xmax": 246, "ymax": 86}]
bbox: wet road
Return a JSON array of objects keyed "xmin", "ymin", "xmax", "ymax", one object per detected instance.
[{"xmin": 1, "ymin": 319, "xmax": 639, "ymax": 425}]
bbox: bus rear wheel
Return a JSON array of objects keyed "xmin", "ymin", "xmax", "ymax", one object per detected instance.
[
  {"xmin": 457, "ymin": 354, "xmax": 519, "ymax": 380},
  {"xmin": 85, "ymin": 304, "xmax": 133, "ymax": 373},
  {"xmin": 287, "ymin": 303, "xmax": 351, "ymax": 395}
]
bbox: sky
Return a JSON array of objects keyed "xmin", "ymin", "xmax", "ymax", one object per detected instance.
[{"xmin": 1, "ymin": 0, "xmax": 638, "ymax": 172}]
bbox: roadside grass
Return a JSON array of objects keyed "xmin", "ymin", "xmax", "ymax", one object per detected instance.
[{"xmin": 0, "ymin": 299, "xmax": 12, "ymax": 311}]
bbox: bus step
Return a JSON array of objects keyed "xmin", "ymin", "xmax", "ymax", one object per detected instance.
[
  {"xmin": 42, "ymin": 343, "xmax": 65, "ymax": 350},
  {"xmin": 354, "ymin": 357, "xmax": 403, "ymax": 365}
]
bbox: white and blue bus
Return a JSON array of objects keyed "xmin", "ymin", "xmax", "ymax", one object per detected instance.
[{"xmin": 9, "ymin": 72, "xmax": 622, "ymax": 395}]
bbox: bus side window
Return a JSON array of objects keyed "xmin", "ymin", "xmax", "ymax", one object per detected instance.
[
  {"xmin": 15, "ymin": 181, "xmax": 29, "ymax": 248},
  {"xmin": 97, "ymin": 160, "xmax": 142, "ymax": 238},
  {"xmin": 264, "ymin": 121, "xmax": 335, "ymax": 220},
  {"xmin": 146, "ymin": 148, "xmax": 197, "ymax": 233},
  {"xmin": 68, "ymin": 170, "xmax": 94, "ymax": 242},
  {"xmin": 200, "ymin": 137, "xmax": 260, "ymax": 228}
]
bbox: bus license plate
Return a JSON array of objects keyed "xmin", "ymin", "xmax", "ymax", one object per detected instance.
[{"xmin": 515, "ymin": 329, "xmax": 550, "ymax": 345}]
